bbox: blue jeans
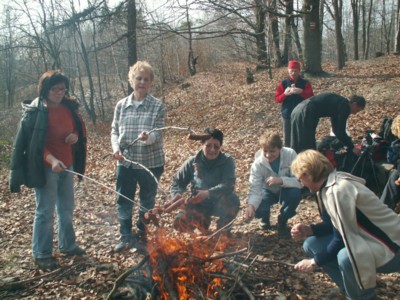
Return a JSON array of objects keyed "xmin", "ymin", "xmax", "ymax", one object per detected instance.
[
  {"xmin": 116, "ymin": 165, "xmax": 164, "ymax": 238},
  {"xmin": 255, "ymin": 187, "xmax": 301, "ymax": 224},
  {"xmin": 33, "ymin": 167, "xmax": 77, "ymax": 258},
  {"xmin": 303, "ymin": 235, "xmax": 400, "ymax": 300}
]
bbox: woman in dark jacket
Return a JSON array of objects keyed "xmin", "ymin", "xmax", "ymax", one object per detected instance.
[{"xmin": 9, "ymin": 70, "xmax": 87, "ymax": 271}]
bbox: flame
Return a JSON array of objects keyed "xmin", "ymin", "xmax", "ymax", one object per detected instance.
[{"xmin": 146, "ymin": 228, "xmax": 232, "ymax": 299}]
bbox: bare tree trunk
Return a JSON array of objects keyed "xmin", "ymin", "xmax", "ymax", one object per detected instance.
[
  {"xmin": 185, "ymin": 2, "xmax": 197, "ymax": 76},
  {"xmin": 364, "ymin": 0, "xmax": 373, "ymax": 59},
  {"xmin": 4, "ymin": 8, "xmax": 16, "ymax": 108},
  {"xmin": 282, "ymin": 0, "xmax": 293, "ymax": 64},
  {"xmin": 269, "ymin": 0, "xmax": 282, "ymax": 67},
  {"xmin": 303, "ymin": 0, "xmax": 323, "ymax": 74},
  {"xmin": 380, "ymin": 0, "xmax": 393, "ymax": 54},
  {"xmin": 333, "ymin": 0, "xmax": 346, "ymax": 69},
  {"xmin": 291, "ymin": 20, "xmax": 303, "ymax": 61},
  {"xmin": 91, "ymin": 20, "xmax": 105, "ymax": 119},
  {"xmin": 74, "ymin": 24, "xmax": 97, "ymax": 124},
  {"xmin": 73, "ymin": 38, "xmax": 89, "ymax": 115},
  {"xmin": 351, "ymin": 0, "xmax": 360, "ymax": 60},
  {"xmin": 396, "ymin": 0, "xmax": 400, "ymax": 53},
  {"xmin": 38, "ymin": 0, "xmax": 62, "ymax": 69},
  {"xmin": 127, "ymin": 0, "xmax": 137, "ymax": 94},
  {"xmin": 361, "ymin": 0, "xmax": 366, "ymax": 57},
  {"xmin": 254, "ymin": 0, "xmax": 268, "ymax": 64}
]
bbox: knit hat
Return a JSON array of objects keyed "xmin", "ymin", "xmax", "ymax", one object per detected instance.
[{"xmin": 288, "ymin": 60, "xmax": 301, "ymax": 70}]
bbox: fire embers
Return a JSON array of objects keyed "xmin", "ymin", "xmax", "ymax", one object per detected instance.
[{"xmin": 147, "ymin": 228, "xmax": 230, "ymax": 299}]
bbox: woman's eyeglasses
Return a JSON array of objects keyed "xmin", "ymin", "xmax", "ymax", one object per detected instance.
[
  {"xmin": 204, "ymin": 144, "xmax": 221, "ymax": 150},
  {"xmin": 50, "ymin": 87, "xmax": 67, "ymax": 94}
]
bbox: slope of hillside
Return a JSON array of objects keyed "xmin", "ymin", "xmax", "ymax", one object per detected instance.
[{"xmin": 1, "ymin": 56, "xmax": 400, "ymax": 299}]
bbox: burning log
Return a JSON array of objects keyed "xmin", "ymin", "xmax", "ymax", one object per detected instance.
[{"xmin": 106, "ymin": 255, "xmax": 150, "ymax": 300}]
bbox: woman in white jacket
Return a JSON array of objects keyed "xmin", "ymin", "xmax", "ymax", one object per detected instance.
[
  {"xmin": 291, "ymin": 149, "xmax": 400, "ymax": 300},
  {"xmin": 246, "ymin": 132, "xmax": 302, "ymax": 236}
]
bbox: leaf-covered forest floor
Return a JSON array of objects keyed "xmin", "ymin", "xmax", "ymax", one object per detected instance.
[{"xmin": 1, "ymin": 55, "xmax": 400, "ymax": 299}]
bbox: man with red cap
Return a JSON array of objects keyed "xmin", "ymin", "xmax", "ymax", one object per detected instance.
[{"xmin": 275, "ymin": 60, "xmax": 314, "ymax": 147}]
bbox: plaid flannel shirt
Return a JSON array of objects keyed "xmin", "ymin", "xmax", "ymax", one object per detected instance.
[{"xmin": 111, "ymin": 93, "xmax": 165, "ymax": 169}]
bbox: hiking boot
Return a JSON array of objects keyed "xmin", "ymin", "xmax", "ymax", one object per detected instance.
[
  {"xmin": 277, "ymin": 225, "xmax": 291, "ymax": 238},
  {"xmin": 61, "ymin": 246, "xmax": 86, "ymax": 257},
  {"xmin": 277, "ymin": 215, "xmax": 291, "ymax": 238},
  {"xmin": 34, "ymin": 257, "xmax": 59, "ymax": 271},
  {"xmin": 136, "ymin": 229, "xmax": 147, "ymax": 242},
  {"xmin": 114, "ymin": 238, "xmax": 135, "ymax": 253}
]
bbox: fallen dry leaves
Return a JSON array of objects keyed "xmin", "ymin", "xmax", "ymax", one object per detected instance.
[{"xmin": 1, "ymin": 55, "xmax": 400, "ymax": 299}]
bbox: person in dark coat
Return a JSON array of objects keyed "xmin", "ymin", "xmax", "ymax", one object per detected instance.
[
  {"xmin": 9, "ymin": 70, "xmax": 87, "ymax": 271},
  {"xmin": 275, "ymin": 60, "xmax": 314, "ymax": 147},
  {"xmin": 290, "ymin": 93, "xmax": 366, "ymax": 154}
]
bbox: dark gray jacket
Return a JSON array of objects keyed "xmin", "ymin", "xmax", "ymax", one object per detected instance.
[
  {"xmin": 9, "ymin": 97, "xmax": 87, "ymax": 192},
  {"xmin": 170, "ymin": 150, "xmax": 237, "ymax": 202}
]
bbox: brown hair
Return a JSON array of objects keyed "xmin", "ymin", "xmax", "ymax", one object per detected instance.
[
  {"xmin": 38, "ymin": 70, "xmax": 69, "ymax": 100},
  {"xmin": 259, "ymin": 132, "xmax": 283, "ymax": 149}
]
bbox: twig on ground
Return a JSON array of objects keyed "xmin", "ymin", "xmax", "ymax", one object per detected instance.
[
  {"xmin": 107, "ymin": 255, "xmax": 150, "ymax": 300},
  {"xmin": 0, "ymin": 268, "xmax": 63, "ymax": 291}
]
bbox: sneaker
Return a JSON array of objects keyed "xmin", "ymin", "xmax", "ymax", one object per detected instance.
[
  {"xmin": 61, "ymin": 246, "xmax": 86, "ymax": 257},
  {"xmin": 34, "ymin": 257, "xmax": 59, "ymax": 271}
]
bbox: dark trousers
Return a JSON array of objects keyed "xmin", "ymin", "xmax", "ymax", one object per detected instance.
[
  {"xmin": 290, "ymin": 100, "xmax": 319, "ymax": 153},
  {"xmin": 281, "ymin": 117, "xmax": 292, "ymax": 147},
  {"xmin": 380, "ymin": 169, "xmax": 400, "ymax": 210},
  {"xmin": 255, "ymin": 187, "xmax": 301, "ymax": 225},
  {"xmin": 116, "ymin": 165, "xmax": 164, "ymax": 239}
]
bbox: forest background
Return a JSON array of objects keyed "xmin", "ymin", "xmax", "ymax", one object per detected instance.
[{"xmin": 1, "ymin": 0, "xmax": 400, "ymax": 299}]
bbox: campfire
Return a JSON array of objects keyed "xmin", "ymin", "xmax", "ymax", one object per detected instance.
[
  {"xmin": 107, "ymin": 224, "xmax": 250, "ymax": 299},
  {"xmin": 147, "ymin": 228, "xmax": 242, "ymax": 299},
  {"xmin": 106, "ymin": 196, "xmax": 284, "ymax": 299}
]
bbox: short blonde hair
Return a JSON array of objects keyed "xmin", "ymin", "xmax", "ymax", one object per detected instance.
[
  {"xmin": 259, "ymin": 132, "xmax": 283, "ymax": 149},
  {"xmin": 392, "ymin": 116, "xmax": 400, "ymax": 138},
  {"xmin": 291, "ymin": 150, "xmax": 334, "ymax": 182},
  {"xmin": 128, "ymin": 61, "xmax": 154, "ymax": 86}
]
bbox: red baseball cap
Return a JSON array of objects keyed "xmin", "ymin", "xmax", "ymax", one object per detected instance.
[{"xmin": 288, "ymin": 60, "xmax": 301, "ymax": 70}]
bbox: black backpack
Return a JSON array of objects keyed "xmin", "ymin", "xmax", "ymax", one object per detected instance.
[{"xmin": 379, "ymin": 117, "xmax": 396, "ymax": 143}]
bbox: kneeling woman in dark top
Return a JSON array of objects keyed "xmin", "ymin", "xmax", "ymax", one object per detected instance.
[{"xmin": 169, "ymin": 128, "xmax": 240, "ymax": 234}]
